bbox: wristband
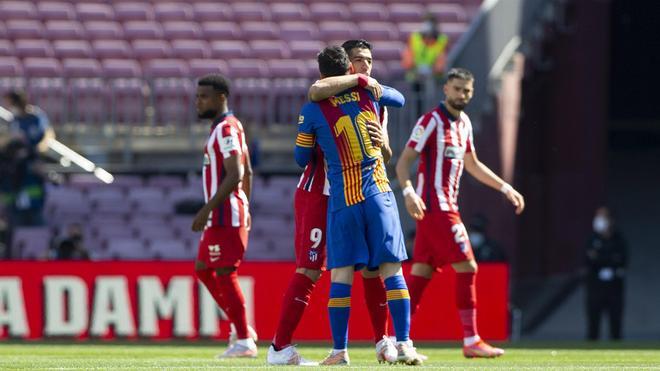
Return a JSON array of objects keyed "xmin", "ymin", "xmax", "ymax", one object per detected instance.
[
  {"xmin": 402, "ymin": 185, "xmax": 415, "ymax": 197},
  {"xmin": 500, "ymin": 183, "xmax": 513, "ymax": 194},
  {"xmin": 357, "ymin": 74, "xmax": 368, "ymax": 88}
]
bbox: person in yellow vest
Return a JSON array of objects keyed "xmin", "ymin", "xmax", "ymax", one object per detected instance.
[
  {"xmin": 401, "ymin": 15, "xmax": 448, "ymax": 117},
  {"xmin": 402, "ymin": 15, "xmax": 448, "ymax": 82}
]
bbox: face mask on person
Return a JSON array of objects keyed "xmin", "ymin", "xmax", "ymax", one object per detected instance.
[
  {"xmin": 593, "ymin": 216, "xmax": 610, "ymax": 234},
  {"xmin": 469, "ymin": 232, "xmax": 485, "ymax": 247}
]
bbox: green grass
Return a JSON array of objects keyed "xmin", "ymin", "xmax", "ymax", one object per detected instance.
[{"xmin": 0, "ymin": 341, "xmax": 659, "ymax": 370}]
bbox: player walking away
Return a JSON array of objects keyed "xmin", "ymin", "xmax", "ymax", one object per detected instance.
[
  {"xmin": 192, "ymin": 74, "xmax": 257, "ymax": 359},
  {"xmin": 295, "ymin": 46, "xmax": 422, "ymax": 366},
  {"xmin": 267, "ymin": 40, "xmax": 401, "ymax": 366},
  {"xmin": 395, "ymin": 68, "xmax": 525, "ymax": 358}
]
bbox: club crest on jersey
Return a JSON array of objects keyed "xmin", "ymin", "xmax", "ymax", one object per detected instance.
[
  {"xmin": 298, "ymin": 115, "xmax": 304, "ymax": 124},
  {"xmin": 444, "ymin": 146, "xmax": 465, "ymax": 159},
  {"xmin": 203, "ymin": 154, "xmax": 210, "ymax": 166},
  {"xmin": 411, "ymin": 125, "xmax": 425, "ymax": 141},
  {"xmin": 308, "ymin": 250, "xmax": 318, "ymax": 262}
]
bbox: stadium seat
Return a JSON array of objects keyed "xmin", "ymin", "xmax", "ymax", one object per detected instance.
[
  {"xmin": 64, "ymin": 58, "xmax": 106, "ymax": 124},
  {"xmin": 289, "ymin": 40, "xmax": 325, "ymax": 59},
  {"xmin": 241, "ymin": 21, "xmax": 280, "ymax": 40},
  {"xmin": 0, "ymin": 22, "xmax": 6, "ymax": 40},
  {"xmin": 75, "ymin": 3, "xmax": 115, "ymax": 22},
  {"xmin": 440, "ymin": 22, "xmax": 470, "ymax": 43},
  {"xmin": 138, "ymin": 226, "xmax": 178, "ymax": 241},
  {"xmin": 6, "ymin": 20, "xmax": 45, "ymax": 39},
  {"xmin": 114, "ymin": 2, "xmax": 154, "ymax": 22},
  {"xmin": 110, "ymin": 174, "xmax": 145, "ymax": 188},
  {"xmin": 162, "ymin": 21, "xmax": 202, "ymax": 40},
  {"xmin": 232, "ymin": 3, "xmax": 271, "ymax": 22},
  {"xmin": 0, "ymin": 41, "xmax": 15, "ymax": 57},
  {"xmin": 309, "ymin": 3, "xmax": 350, "ymax": 21},
  {"xmin": 358, "ymin": 22, "xmax": 400, "ymax": 43},
  {"xmin": 127, "ymin": 187, "xmax": 165, "ymax": 202},
  {"xmin": 210, "ymin": 40, "xmax": 251, "ymax": 59},
  {"xmin": 150, "ymin": 239, "xmax": 195, "ymax": 260},
  {"xmin": 318, "ymin": 21, "xmax": 360, "ymax": 42},
  {"xmin": 427, "ymin": 3, "xmax": 469, "ymax": 23},
  {"xmin": 388, "ymin": 3, "xmax": 426, "ymax": 23},
  {"xmin": 38, "ymin": 2, "xmax": 76, "ymax": 21},
  {"xmin": 24, "ymin": 58, "xmax": 66, "ymax": 123},
  {"xmin": 348, "ymin": 3, "xmax": 389, "ymax": 22},
  {"xmin": 193, "ymin": 3, "xmax": 235, "ymax": 22},
  {"xmin": 44, "ymin": 20, "xmax": 86, "ymax": 40},
  {"xmin": 123, "ymin": 21, "xmax": 164, "ymax": 40},
  {"xmin": 279, "ymin": 21, "xmax": 320, "ymax": 41},
  {"xmin": 84, "ymin": 21, "xmax": 124, "ymax": 40},
  {"xmin": 228, "ymin": 58, "xmax": 269, "ymax": 78},
  {"xmin": 189, "ymin": 59, "xmax": 229, "ymax": 77},
  {"xmin": 371, "ymin": 40, "xmax": 406, "ymax": 61},
  {"xmin": 171, "ymin": 39, "xmax": 210, "ymax": 60},
  {"xmin": 103, "ymin": 238, "xmax": 151, "ymax": 260},
  {"xmin": 0, "ymin": 1, "xmax": 38, "ymax": 21},
  {"xmin": 14, "ymin": 39, "xmax": 53, "ymax": 59},
  {"xmin": 0, "ymin": 57, "xmax": 21, "ymax": 76},
  {"xmin": 270, "ymin": 3, "xmax": 310, "ymax": 22},
  {"xmin": 88, "ymin": 187, "xmax": 124, "ymax": 202},
  {"xmin": 132, "ymin": 40, "xmax": 172, "ymax": 61},
  {"xmin": 13, "ymin": 227, "xmax": 52, "ymax": 259},
  {"xmin": 153, "ymin": 2, "xmax": 194, "ymax": 22},
  {"xmin": 145, "ymin": 59, "xmax": 194, "ymax": 125},
  {"xmin": 201, "ymin": 21, "xmax": 243, "ymax": 41},
  {"xmin": 94, "ymin": 223, "xmax": 136, "ymax": 241},
  {"xmin": 146, "ymin": 175, "xmax": 185, "ymax": 189},
  {"xmin": 92, "ymin": 40, "xmax": 134, "ymax": 60},
  {"xmin": 53, "ymin": 40, "xmax": 93, "ymax": 59},
  {"xmin": 250, "ymin": 40, "xmax": 290, "ymax": 59}
]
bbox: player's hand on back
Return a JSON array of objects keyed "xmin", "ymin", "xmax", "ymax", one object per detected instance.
[
  {"xmin": 404, "ymin": 193, "xmax": 426, "ymax": 220},
  {"xmin": 365, "ymin": 77, "xmax": 382, "ymax": 101},
  {"xmin": 504, "ymin": 187, "xmax": 525, "ymax": 215},
  {"xmin": 192, "ymin": 206, "xmax": 211, "ymax": 232},
  {"xmin": 367, "ymin": 121, "xmax": 384, "ymax": 148}
]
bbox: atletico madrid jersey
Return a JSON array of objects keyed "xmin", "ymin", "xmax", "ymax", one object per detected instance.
[{"xmin": 202, "ymin": 111, "xmax": 249, "ymax": 227}]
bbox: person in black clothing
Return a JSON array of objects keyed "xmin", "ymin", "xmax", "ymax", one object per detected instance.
[
  {"xmin": 585, "ymin": 207, "xmax": 627, "ymax": 340},
  {"xmin": 51, "ymin": 223, "xmax": 89, "ymax": 260}
]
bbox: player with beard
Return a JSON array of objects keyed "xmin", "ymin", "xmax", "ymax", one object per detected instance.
[
  {"xmin": 395, "ymin": 68, "xmax": 525, "ymax": 358},
  {"xmin": 192, "ymin": 74, "xmax": 257, "ymax": 359}
]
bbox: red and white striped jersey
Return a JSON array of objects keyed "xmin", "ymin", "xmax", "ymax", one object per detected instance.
[
  {"xmin": 296, "ymin": 107, "xmax": 389, "ymax": 196},
  {"xmin": 202, "ymin": 112, "xmax": 249, "ymax": 228},
  {"xmin": 406, "ymin": 103, "xmax": 473, "ymax": 212}
]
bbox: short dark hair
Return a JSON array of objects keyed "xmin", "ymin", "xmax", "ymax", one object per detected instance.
[
  {"xmin": 5, "ymin": 89, "xmax": 27, "ymax": 108},
  {"xmin": 317, "ymin": 45, "xmax": 350, "ymax": 77},
  {"xmin": 342, "ymin": 39, "xmax": 372, "ymax": 55},
  {"xmin": 198, "ymin": 74, "xmax": 231, "ymax": 96},
  {"xmin": 447, "ymin": 68, "xmax": 474, "ymax": 82}
]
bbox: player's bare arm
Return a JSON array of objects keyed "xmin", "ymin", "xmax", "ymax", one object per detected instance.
[
  {"xmin": 395, "ymin": 147, "xmax": 427, "ymax": 220},
  {"xmin": 308, "ymin": 74, "xmax": 382, "ymax": 101},
  {"xmin": 191, "ymin": 153, "xmax": 244, "ymax": 231},
  {"xmin": 463, "ymin": 151, "xmax": 525, "ymax": 214},
  {"xmin": 242, "ymin": 150, "xmax": 253, "ymax": 231}
]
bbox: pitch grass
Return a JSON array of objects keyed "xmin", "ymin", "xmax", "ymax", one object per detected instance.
[{"xmin": 0, "ymin": 341, "xmax": 659, "ymax": 370}]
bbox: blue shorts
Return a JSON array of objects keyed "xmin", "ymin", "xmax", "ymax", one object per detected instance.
[{"xmin": 326, "ymin": 191, "xmax": 408, "ymax": 270}]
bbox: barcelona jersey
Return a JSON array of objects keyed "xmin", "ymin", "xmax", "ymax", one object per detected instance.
[{"xmin": 295, "ymin": 86, "xmax": 404, "ymax": 211}]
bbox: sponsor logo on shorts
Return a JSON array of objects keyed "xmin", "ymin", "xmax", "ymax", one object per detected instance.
[{"xmin": 208, "ymin": 244, "xmax": 221, "ymax": 262}]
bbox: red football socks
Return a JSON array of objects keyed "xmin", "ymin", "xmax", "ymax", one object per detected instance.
[
  {"xmin": 407, "ymin": 274, "xmax": 431, "ymax": 316},
  {"xmin": 456, "ymin": 272, "xmax": 478, "ymax": 338},
  {"xmin": 362, "ymin": 275, "xmax": 388, "ymax": 342},
  {"xmin": 217, "ymin": 271, "xmax": 249, "ymax": 340},
  {"xmin": 273, "ymin": 273, "xmax": 316, "ymax": 350}
]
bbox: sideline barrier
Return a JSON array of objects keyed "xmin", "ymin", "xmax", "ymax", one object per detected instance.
[{"xmin": 0, "ymin": 261, "xmax": 508, "ymax": 341}]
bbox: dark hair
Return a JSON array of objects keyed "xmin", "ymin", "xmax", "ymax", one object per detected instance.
[
  {"xmin": 198, "ymin": 74, "xmax": 231, "ymax": 96},
  {"xmin": 317, "ymin": 45, "xmax": 351, "ymax": 77},
  {"xmin": 342, "ymin": 39, "xmax": 372, "ymax": 55},
  {"xmin": 5, "ymin": 89, "xmax": 27, "ymax": 108},
  {"xmin": 447, "ymin": 68, "xmax": 474, "ymax": 82}
]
